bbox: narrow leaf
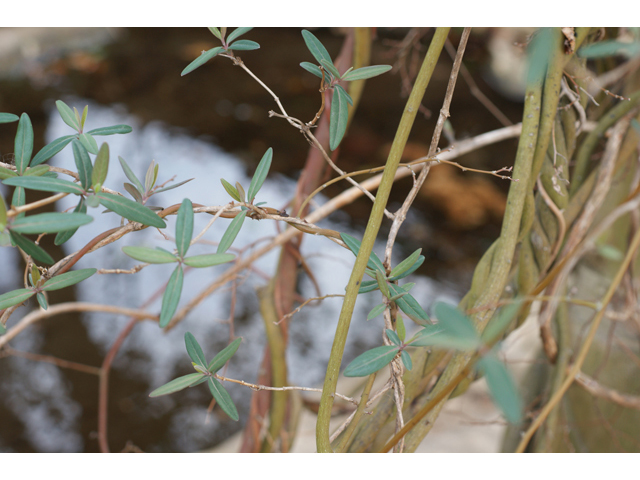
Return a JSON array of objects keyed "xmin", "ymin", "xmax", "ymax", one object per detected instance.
[
  {"xmin": 319, "ymin": 59, "xmax": 340, "ymax": 79},
  {"xmin": 159, "ymin": 265, "xmax": 184, "ymax": 328},
  {"xmin": 301, "ymin": 29, "xmax": 333, "ymax": 66},
  {"xmin": 23, "ymin": 165, "xmax": 50, "ymax": 177},
  {"xmin": 9, "ymin": 231, "xmax": 54, "ymax": 264},
  {"xmin": 124, "ymin": 183, "xmax": 143, "ymax": 202},
  {"xmin": 367, "ymin": 303, "xmax": 386, "ymax": 320},
  {"xmin": 149, "ymin": 372, "xmax": 205, "ymax": 397},
  {"xmin": 122, "ymin": 246, "xmax": 178, "ymax": 264},
  {"xmin": 228, "ymin": 40, "xmax": 260, "ymax": 51},
  {"xmin": 14, "ymin": 113, "xmax": 34, "ymax": 174},
  {"xmin": 390, "ymin": 249, "xmax": 422, "ymax": 279},
  {"xmin": 433, "ymin": 302, "xmax": 481, "ymax": 345},
  {"xmin": 386, "ymin": 329, "xmax": 401, "ymax": 346},
  {"xmin": 118, "ymin": 156, "xmax": 145, "ymax": 194},
  {"xmin": 80, "ymin": 105, "xmax": 88, "ymax": 130},
  {"xmin": 300, "ymin": 62, "xmax": 323, "ymax": 79},
  {"xmin": 153, "ymin": 178, "xmax": 194, "ymax": 194},
  {"xmin": 376, "ymin": 270, "xmax": 390, "ymax": 299},
  {"xmin": 97, "ymin": 192, "xmax": 166, "ymax": 228},
  {"xmin": 343, "ymin": 345, "xmax": 399, "ymax": 377},
  {"xmin": 55, "ymin": 198, "xmax": 86, "ymax": 245},
  {"xmin": 221, "ymin": 179, "xmax": 242, "ymax": 202},
  {"xmin": 247, "ymin": 147, "xmax": 273, "ymax": 202},
  {"xmin": 184, "ymin": 332, "xmax": 207, "ymax": 368},
  {"xmin": 389, "ymin": 285, "xmax": 430, "ymax": 326},
  {"xmin": 183, "ymin": 253, "xmax": 235, "ymax": 268},
  {"xmin": 208, "ymin": 377, "xmax": 239, "ymax": 421},
  {"xmin": 329, "ymin": 85, "xmax": 349, "ymax": 150},
  {"xmin": 341, "ymin": 64, "xmax": 392, "ymax": 81},
  {"xmin": 217, "ymin": 211, "xmax": 246, "ymax": 254},
  {"xmin": 175, "ymin": 198, "xmax": 194, "ymax": 258},
  {"xmin": 72, "ymin": 140, "xmax": 93, "ymax": 190},
  {"xmin": 481, "ymin": 299, "xmax": 524, "ymax": 345},
  {"xmin": 11, "ymin": 212, "xmax": 93, "ymax": 234},
  {"xmin": 208, "ymin": 337, "xmax": 242, "ymax": 372},
  {"xmin": 226, "ymin": 27, "xmax": 253, "ymax": 44},
  {"xmin": 181, "ymin": 47, "xmax": 224, "ymax": 76},
  {"xmin": 0, "ymin": 113, "xmax": 19, "ymax": 123},
  {"xmin": 334, "ymin": 84, "xmax": 353, "ymax": 106},
  {"xmin": 235, "ymin": 182, "xmax": 246, "ymax": 203},
  {"xmin": 340, "ymin": 233, "xmax": 386, "ymax": 273},
  {"xmin": 2, "ymin": 176, "xmax": 85, "ymax": 195},
  {"xmin": 56, "ymin": 100, "xmax": 80, "ymax": 131},
  {"xmin": 41, "ymin": 268, "xmax": 97, "ymax": 291},
  {"xmin": 145, "ymin": 161, "xmax": 156, "ymax": 192},
  {"xmin": 87, "ymin": 125, "xmax": 133, "ymax": 136},
  {"xmin": 78, "ymin": 133, "xmax": 98, "ymax": 155},
  {"xmin": 358, "ymin": 280, "xmax": 379, "ymax": 294},
  {"xmin": 36, "ymin": 291, "xmax": 48, "ymax": 310},
  {"xmin": 579, "ymin": 40, "xmax": 640, "ymax": 59},
  {"xmin": 478, "ymin": 353, "xmax": 523, "ymax": 423},
  {"xmin": 400, "ymin": 350, "xmax": 412, "ymax": 371},
  {"xmin": 31, "ymin": 135, "xmax": 75, "ymax": 167},
  {"xmin": 92, "ymin": 142, "xmax": 109, "ymax": 190},
  {"xmin": 208, "ymin": 27, "xmax": 222, "ymax": 40},
  {"xmin": 388, "ymin": 255, "xmax": 425, "ymax": 281},
  {"xmin": 0, "ymin": 288, "xmax": 35, "ymax": 310},
  {"xmin": 0, "ymin": 194, "xmax": 6, "ymax": 230},
  {"xmin": 0, "ymin": 167, "xmax": 18, "ymax": 180},
  {"xmin": 396, "ymin": 314, "xmax": 406, "ymax": 342}
]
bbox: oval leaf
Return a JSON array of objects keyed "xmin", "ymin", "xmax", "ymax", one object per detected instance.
[
  {"xmin": 390, "ymin": 249, "xmax": 422, "ymax": 279},
  {"xmin": 92, "ymin": 143, "xmax": 109, "ymax": 190},
  {"xmin": 228, "ymin": 40, "xmax": 260, "ymax": 51},
  {"xmin": 0, "ymin": 288, "xmax": 35, "ymax": 310},
  {"xmin": 0, "ymin": 113, "xmax": 19, "ymax": 124},
  {"xmin": 175, "ymin": 198, "xmax": 194, "ymax": 258},
  {"xmin": 96, "ymin": 192, "xmax": 166, "ymax": 228},
  {"xmin": 41, "ymin": 268, "xmax": 97, "ymax": 292},
  {"xmin": 208, "ymin": 337, "xmax": 242, "ymax": 372},
  {"xmin": 87, "ymin": 125, "xmax": 133, "ymax": 136},
  {"xmin": 183, "ymin": 253, "xmax": 235, "ymax": 268},
  {"xmin": 181, "ymin": 46, "xmax": 224, "ymax": 76},
  {"xmin": 339, "ymin": 232, "xmax": 385, "ymax": 273},
  {"xmin": 400, "ymin": 350, "xmax": 412, "ymax": 371},
  {"xmin": 226, "ymin": 27, "xmax": 253, "ymax": 44},
  {"xmin": 247, "ymin": 148, "xmax": 273, "ymax": 202},
  {"xmin": 344, "ymin": 344, "xmax": 399, "ymax": 377},
  {"xmin": 301, "ymin": 29, "xmax": 333, "ymax": 66},
  {"xmin": 329, "ymin": 85, "xmax": 349, "ymax": 150},
  {"xmin": 367, "ymin": 303, "xmax": 386, "ymax": 320},
  {"xmin": 217, "ymin": 211, "xmax": 246, "ymax": 254},
  {"xmin": 149, "ymin": 372, "xmax": 205, "ymax": 397},
  {"xmin": 122, "ymin": 246, "xmax": 177, "ymax": 264},
  {"xmin": 319, "ymin": 59, "xmax": 341, "ymax": 80},
  {"xmin": 341, "ymin": 64, "xmax": 392, "ymax": 81},
  {"xmin": 221, "ymin": 179, "xmax": 242, "ymax": 202},
  {"xmin": 2, "ymin": 176, "xmax": 85, "ymax": 195},
  {"xmin": 14, "ymin": 113, "xmax": 34, "ymax": 174},
  {"xmin": 478, "ymin": 353, "xmax": 523, "ymax": 423},
  {"xmin": 386, "ymin": 329, "xmax": 401, "ymax": 346},
  {"xmin": 300, "ymin": 62, "xmax": 323, "ymax": 79},
  {"xmin": 159, "ymin": 265, "xmax": 183, "ymax": 328},
  {"xmin": 56, "ymin": 100, "xmax": 80, "ymax": 131},
  {"xmin": 184, "ymin": 332, "xmax": 207, "ymax": 368},
  {"xmin": 72, "ymin": 140, "xmax": 93, "ymax": 190},
  {"xmin": 9, "ymin": 231, "xmax": 54, "ymax": 264},
  {"xmin": 11, "ymin": 212, "xmax": 93, "ymax": 234},
  {"xmin": 208, "ymin": 377, "xmax": 239, "ymax": 421},
  {"xmin": 31, "ymin": 135, "xmax": 75, "ymax": 167}
]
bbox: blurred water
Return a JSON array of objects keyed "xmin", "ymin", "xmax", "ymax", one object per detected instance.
[{"xmin": 0, "ymin": 99, "xmax": 457, "ymax": 452}]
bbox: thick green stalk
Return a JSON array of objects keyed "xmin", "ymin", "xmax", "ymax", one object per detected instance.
[{"xmin": 315, "ymin": 27, "xmax": 450, "ymax": 453}]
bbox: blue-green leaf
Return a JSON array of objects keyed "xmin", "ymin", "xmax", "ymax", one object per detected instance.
[
  {"xmin": 228, "ymin": 40, "xmax": 260, "ymax": 51},
  {"xmin": 344, "ymin": 344, "xmax": 399, "ymax": 377},
  {"xmin": 301, "ymin": 30, "xmax": 333, "ymax": 67},
  {"xmin": 55, "ymin": 198, "xmax": 87, "ymax": 245},
  {"xmin": 41, "ymin": 268, "xmax": 97, "ymax": 291},
  {"xmin": 0, "ymin": 288, "xmax": 35, "ymax": 310},
  {"xmin": 208, "ymin": 337, "xmax": 242, "ymax": 372},
  {"xmin": 340, "ymin": 232, "xmax": 386, "ymax": 273},
  {"xmin": 208, "ymin": 377, "xmax": 239, "ymax": 421},
  {"xmin": 175, "ymin": 198, "xmax": 194, "ymax": 258},
  {"xmin": 319, "ymin": 59, "xmax": 340, "ymax": 80},
  {"xmin": 11, "ymin": 212, "xmax": 93, "ymax": 234},
  {"xmin": 433, "ymin": 302, "xmax": 481, "ymax": 347},
  {"xmin": 329, "ymin": 85, "xmax": 349, "ymax": 150},
  {"xmin": 36, "ymin": 291, "xmax": 48, "ymax": 310},
  {"xmin": 31, "ymin": 135, "xmax": 75, "ymax": 167},
  {"xmin": 400, "ymin": 350, "xmax": 412, "ymax": 371},
  {"xmin": 149, "ymin": 372, "xmax": 205, "ymax": 397},
  {"xmin": 121, "ymin": 246, "xmax": 178, "ymax": 264},
  {"xmin": 247, "ymin": 147, "xmax": 272, "ymax": 202},
  {"xmin": 217, "ymin": 210, "xmax": 246, "ymax": 254},
  {"xmin": 388, "ymin": 284, "xmax": 430, "ymax": 326},
  {"xmin": 386, "ymin": 329, "xmax": 401, "ymax": 346},
  {"xmin": 22, "ymin": 165, "xmax": 50, "ymax": 177},
  {"xmin": 341, "ymin": 64, "xmax": 392, "ymax": 81},
  {"xmin": 118, "ymin": 156, "xmax": 145, "ymax": 194},
  {"xmin": 2, "ymin": 176, "xmax": 85, "ymax": 195},
  {"xmin": 184, "ymin": 332, "xmax": 207, "ymax": 369},
  {"xmin": 579, "ymin": 40, "xmax": 640, "ymax": 59},
  {"xmin": 9, "ymin": 231, "xmax": 54, "ymax": 264},
  {"xmin": 358, "ymin": 280, "xmax": 379, "ymax": 294},
  {"xmin": 300, "ymin": 62, "xmax": 323, "ymax": 79},
  {"xmin": 14, "ymin": 113, "xmax": 34, "ymax": 174},
  {"xmin": 183, "ymin": 253, "xmax": 235, "ymax": 268},
  {"xmin": 478, "ymin": 352, "xmax": 522, "ymax": 423},
  {"xmin": 367, "ymin": 303, "xmax": 386, "ymax": 320},
  {"xmin": 481, "ymin": 299, "xmax": 524, "ymax": 345},
  {"xmin": 78, "ymin": 133, "xmax": 99, "ymax": 155},
  {"xmin": 86, "ymin": 125, "xmax": 133, "ymax": 136},
  {"xmin": 334, "ymin": 84, "xmax": 353, "ymax": 106},
  {"xmin": 0, "ymin": 167, "xmax": 17, "ymax": 180},
  {"xmin": 388, "ymin": 256, "xmax": 425, "ymax": 281},
  {"xmin": 389, "ymin": 249, "xmax": 422, "ymax": 279},
  {"xmin": 159, "ymin": 265, "xmax": 183, "ymax": 328},
  {"xmin": 181, "ymin": 46, "xmax": 224, "ymax": 76},
  {"xmin": 226, "ymin": 27, "xmax": 253, "ymax": 44},
  {"xmin": 56, "ymin": 100, "xmax": 80, "ymax": 131},
  {"xmin": 0, "ymin": 113, "xmax": 19, "ymax": 124},
  {"xmin": 72, "ymin": 140, "xmax": 93, "ymax": 190},
  {"xmin": 96, "ymin": 192, "xmax": 166, "ymax": 228},
  {"xmin": 153, "ymin": 178, "xmax": 194, "ymax": 195}
]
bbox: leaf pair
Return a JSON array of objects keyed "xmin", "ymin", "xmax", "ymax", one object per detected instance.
[
  {"xmin": 220, "ymin": 147, "xmax": 272, "ymax": 206},
  {"xmin": 149, "ymin": 332, "xmax": 242, "ymax": 421}
]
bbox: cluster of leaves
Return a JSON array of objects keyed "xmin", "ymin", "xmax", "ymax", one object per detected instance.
[
  {"xmin": 149, "ymin": 332, "xmax": 242, "ymax": 421},
  {"xmin": 220, "ymin": 147, "xmax": 272, "ymax": 208},
  {"xmin": 181, "ymin": 27, "xmax": 260, "ymax": 76},
  {"xmin": 299, "ymin": 30, "xmax": 391, "ymax": 150}
]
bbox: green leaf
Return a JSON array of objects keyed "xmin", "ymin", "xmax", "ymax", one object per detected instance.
[
  {"xmin": 41, "ymin": 268, "xmax": 97, "ymax": 291},
  {"xmin": 343, "ymin": 344, "xmax": 399, "ymax": 377},
  {"xmin": 79, "ymin": 105, "xmax": 88, "ymax": 130},
  {"xmin": 0, "ymin": 288, "xmax": 35, "ymax": 310},
  {"xmin": 0, "ymin": 113, "xmax": 19, "ymax": 123},
  {"xmin": 389, "ymin": 284, "xmax": 430, "ymax": 326},
  {"xmin": 0, "ymin": 323, "xmax": 6, "ymax": 335},
  {"xmin": 121, "ymin": 246, "xmax": 178, "ymax": 264},
  {"xmin": 72, "ymin": 140, "xmax": 93, "ymax": 190},
  {"xmin": 390, "ymin": 249, "xmax": 422, "ymax": 279},
  {"xmin": 329, "ymin": 85, "xmax": 349, "ymax": 151},
  {"xmin": 184, "ymin": 332, "xmax": 207, "ymax": 368},
  {"xmin": 208, "ymin": 337, "xmax": 242, "ymax": 372},
  {"xmin": 183, "ymin": 253, "xmax": 235, "ymax": 268},
  {"xmin": 235, "ymin": 182, "xmax": 246, "ymax": 203},
  {"xmin": 9, "ymin": 231, "xmax": 54, "ymax": 264},
  {"xmin": 433, "ymin": 302, "xmax": 481, "ymax": 348},
  {"xmin": 78, "ymin": 133, "xmax": 98, "ymax": 155},
  {"xmin": 0, "ymin": 194, "xmax": 6, "ymax": 230},
  {"xmin": 55, "ymin": 198, "xmax": 87, "ymax": 245},
  {"xmin": 481, "ymin": 299, "xmax": 523, "ymax": 345},
  {"xmin": 0, "ymin": 167, "xmax": 18, "ymax": 180},
  {"xmin": 31, "ymin": 135, "xmax": 75, "ymax": 167},
  {"xmin": 228, "ymin": 40, "xmax": 260, "ymax": 51},
  {"xmin": 340, "ymin": 232, "xmax": 386, "ymax": 274},
  {"xmin": 376, "ymin": 270, "xmax": 390, "ymax": 299},
  {"xmin": 367, "ymin": 303, "xmax": 386, "ymax": 320},
  {"xmin": 208, "ymin": 377, "xmax": 239, "ymax": 421},
  {"xmin": 221, "ymin": 179, "xmax": 242, "ymax": 202},
  {"xmin": 56, "ymin": 100, "xmax": 80, "ymax": 131},
  {"xmin": 159, "ymin": 265, "xmax": 183, "ymax": 328},
  {"xmin": 2, "ymin": 176, "xmax": 85, "ymax": 195},
  {"xmin": 23, "ymin": 165, "xmax": 50, "ymax": 177},
  {"xmin": 11, "ymin": 212, "xmax": 93, "ymax": 234},
  {"xmin": 175, "ymin": 198, "xmax": 194, "ymax": 258},
  {"xmin": 300, "ymin": 62, "xmax": 323, "ymax": 79},
  {"xmin": 144, "ymin": 161, "xmax": 157, "ymax": 193},
  {"xmin": 181, "ymin": 46, "xmax": 224, "ymax": 76},
  {"xmin": 118, "ymin": 156, "xmax": 145, "ymax": 194},
  {"xmin": 388, "ymin": 256, "xmax": 424, "ymax": 281},
  {"xmin": 386, "ymin": 329, "xmax": 401, "ymax": 346},
  {"xmin": 124, "ymin": 183, "xmax": 143, "ymax": 202},
  {"xmin": 579, "ymin": 40, "xmax": 640, "ymax": 59},
  {"xmin": 149, "ymin": 372, "xmax": 205, "ymax": 397},
  {"xmin": 86, "ymin": 125, "xmax": 133, "ymax": 136},
  {"xmin": 527, "ymin": 28, "xmax": 557, "ymax": 84},
  {"xmin": 96, "ymin": 192, "xmax": 166, "ymax": 228},
  {"xmin": 408, "ymin": 321, "xmax": 480, "ymax": 351},
  {"xmin": 358, "ymin": 280, "xmax": 379, "ymax": 294},
  {"xmin": 319, "ymin": 59, "xmax": 340, "ymax": 80},
  {"xmin": 153, "ymin": 178, "xmax": 194, "ymax": 195},
  {"xmin": 396, "ymin": 314, "xmax": 406, "ymax": 342},
  {"xmin": 14, "ymin": 113, "xmax": 34, "ymax": 174},
  {"xmin": 478, "ymin": 353, "xmax": 522, "ymax": 423},
  {"xmin": 247, "ymin": 148, "xmax": 273, "ymax": 202},
  {"xmin": 92, "ymin": 142, "xmax": 109, "ymax": 191},
  {"xmin": 217, "ymin": 211, "xmax": 246, "ymax": 254},
  {"xmin": 226, "ymin": 27, "xmax": 253, "ymax": 44},
  {"xmin": 400, "ymin": 350, "xmax": 412, "ymax": 371},
  {"xmin": 597, "ymin": 244, "xmax": 624, "ymax": 262},
  {"xmin": 208, "ymin": 27, "xmax": 222, "ymax": 40},
  {"xmin": 11, "ymin": 187, "xmax": 25, "ymax": 217},
  {"xmin": 334, "ymin": 84, "xmax": 353, "ymax": 106},
  {"xmin": 341, "ymin": 64, "xmax": 392, "ymax": 81},
  {"xmin": 301, "ymin": 30, "xmax": 333, "ymax": 67}
]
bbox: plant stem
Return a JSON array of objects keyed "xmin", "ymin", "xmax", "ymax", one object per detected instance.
[{"xmin": 315, "ymin": 27, "xmax": 450, "ymax": 453}]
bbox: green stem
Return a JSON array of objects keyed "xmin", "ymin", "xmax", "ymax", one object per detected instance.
[
  {"xmin": 315, "ymin": 27, "xmax": 450, "ymax": 453},
  {"xmin": 333, "ymin": 373, "xmax": 376, "ymax": 453}
]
